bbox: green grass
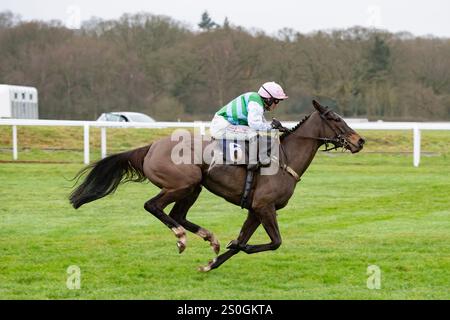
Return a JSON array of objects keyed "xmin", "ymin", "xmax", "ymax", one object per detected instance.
[{"xmin": 0, "ymin": 150, "xmax": 449, "ymax": 299}]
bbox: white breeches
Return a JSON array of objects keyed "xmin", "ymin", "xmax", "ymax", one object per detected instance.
[{"xmin": 209, "ymin": 115, "xmax": 257, "ymax": 140}]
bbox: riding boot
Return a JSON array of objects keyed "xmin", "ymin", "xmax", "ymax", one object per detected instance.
[
  {"xmin": 246, "ymin": 134, "xmax": 258, "ymax": 169},
  {"xmin": 258, "ymin": 132, "xmax": 273, "ymax": 167}
]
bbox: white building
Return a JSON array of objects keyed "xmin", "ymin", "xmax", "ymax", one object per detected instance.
[{"xmin": 0, "ymin": 84, "xmax": 38, "ymax": 119}]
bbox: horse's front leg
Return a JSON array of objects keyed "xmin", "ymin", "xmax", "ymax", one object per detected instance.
[
  {"xmin": 236, "ymin": 205, "xmax": 282, "ymax": 254},
  {"xmin": 198, "ymin": 210, "xmax": 260, "ymax": 272}
]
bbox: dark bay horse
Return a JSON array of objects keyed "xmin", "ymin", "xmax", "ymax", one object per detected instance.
[{"xmin": 70, "ymin": 100, "xmax": 365, "ymax": 271}]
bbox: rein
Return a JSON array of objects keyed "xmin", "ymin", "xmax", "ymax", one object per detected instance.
[
  {"xmin": 290, "ymin": 134, "xmax": 346, "ymax": 151},
  {"xmin": 277, "ymin": 107, "xmax": 357, "ymax": 181}
]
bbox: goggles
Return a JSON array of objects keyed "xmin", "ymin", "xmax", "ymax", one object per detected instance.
[{"xmin": 262, "ymin": 86, "xmax": 281, "ymax": 105}]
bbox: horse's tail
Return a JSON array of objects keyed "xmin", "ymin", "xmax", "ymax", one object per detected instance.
[{"xmin": 69, "ymin": 144, "xmax": 151, "ymax": 209}]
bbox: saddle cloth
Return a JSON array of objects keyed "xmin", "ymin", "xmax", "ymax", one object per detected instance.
[{"xmin": 214, "ymin": 131, "xmax": 279, "ymax": 166}]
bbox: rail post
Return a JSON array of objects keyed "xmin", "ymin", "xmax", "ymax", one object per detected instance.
[
  {"xmin": 101, "ymin": 127, "xmax": 107, "ymax": 159},
  {"xmin": 12, "ymin": 125, "xmax": 18, "ymax": 160},
  {"xmin": 413, "ymin": 125, "xmax": 421, "ymax": 167},
  {"xmin": 84, "ymin": 123, "xmax": 90, "ymax": 164}
]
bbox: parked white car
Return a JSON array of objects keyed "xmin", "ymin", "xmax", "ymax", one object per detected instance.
[{"xmin": 96, "ymin": 112, "xmax": 155, "ymax": 123}]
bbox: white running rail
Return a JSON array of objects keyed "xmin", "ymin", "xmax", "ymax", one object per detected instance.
[{"xmin": 0, "ymin": 119, "xmax": 449, "ymax": 167}]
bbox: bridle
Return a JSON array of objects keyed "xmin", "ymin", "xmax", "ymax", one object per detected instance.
[
  {"xmin": 317, "ymin": 108, "xmax": 352, "ymax": 152},
  {"xmin": 291, "ymin": 108, "xmax": 358, "ymax": 152},
  {"xmin": 278, "ymin": 107, "xmax": 359, "ymax": 181}
]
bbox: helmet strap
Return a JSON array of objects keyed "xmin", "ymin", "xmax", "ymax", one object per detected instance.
[
  {"xmin": 263, "ymin": 98, "xmax": 273, "ymax": 110},
  {"xmin": 261, "ymin": 86, "xmax": 274, "ymax": 99},
  {"xmin": 261, "ymin": 85, "xmax": 279, "ymax": 110}
]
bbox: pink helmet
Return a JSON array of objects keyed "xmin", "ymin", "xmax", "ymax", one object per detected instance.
[{"xmin": 258, "ymin": 81, "xmax": 288, "ymax": 100}]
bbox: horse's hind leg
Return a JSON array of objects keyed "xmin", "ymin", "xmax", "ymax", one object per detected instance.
[
  {"xmin": 144, "ymin": 188, "xmax": 195, "ymax": 253},
  {"xmin": 169, "ymin": 185, "xmax": 220, "ymax": 255}
]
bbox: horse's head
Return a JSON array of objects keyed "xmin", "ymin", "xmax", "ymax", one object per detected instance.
[{"xmin": 312, "ymin": 100, "xmax": 365, "ymax": 153}]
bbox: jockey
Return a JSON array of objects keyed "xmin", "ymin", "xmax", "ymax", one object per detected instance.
[
  {"xmin": 209, "ymin": 82, "xmax": 289, "ymax": 208},
  {"xmin": 209, "ymin": 81, "xmax": 290, "ymax": 139}
]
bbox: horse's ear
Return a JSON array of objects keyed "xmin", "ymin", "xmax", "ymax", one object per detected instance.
[{"xmin": 312, "ymin": 100, "xmax": 327, "ymax": 113}]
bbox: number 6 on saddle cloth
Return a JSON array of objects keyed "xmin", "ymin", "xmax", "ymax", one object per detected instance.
[{"xmin": 215, "ymin": 130, "xmax": 279, "ymax": 170}]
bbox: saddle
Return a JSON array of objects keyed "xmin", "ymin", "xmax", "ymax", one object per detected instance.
[{"xmin": 214, "ymin": 131, "xmax": 279, "ymax": 209}]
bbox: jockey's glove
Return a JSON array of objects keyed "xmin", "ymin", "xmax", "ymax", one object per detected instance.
[{"xmin": 271, "ymin": 118, "xmax": 289, "ymax": 132}]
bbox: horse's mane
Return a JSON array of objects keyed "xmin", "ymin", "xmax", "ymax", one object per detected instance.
[{"xmin": 280, "ymin": 114, "xmax": 311, "ymax": 140}]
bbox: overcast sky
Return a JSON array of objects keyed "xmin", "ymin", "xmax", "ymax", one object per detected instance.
[{"xmin": 2, "ymin": 0, "xmax": 450, "ymax": 37}]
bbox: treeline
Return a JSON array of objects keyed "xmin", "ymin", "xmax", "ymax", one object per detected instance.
[{"xmin": 0, "ymin": 11, "xmax": 449, "ymax": 121}]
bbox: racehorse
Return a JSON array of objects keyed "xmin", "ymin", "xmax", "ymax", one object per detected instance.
[{"xmin": 70, "ymin": 100, "xmax": 365, "ymax": 271}]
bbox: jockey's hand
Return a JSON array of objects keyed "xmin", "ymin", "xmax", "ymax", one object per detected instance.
[
  {"xmin": 271, "ymin": 118, "xmax": 283, "ymax": 129},
  {"xmin": 271, "ymin": 118, "xmax": 289, "ymax": 132}
]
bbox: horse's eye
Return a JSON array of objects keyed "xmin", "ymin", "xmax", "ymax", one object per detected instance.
[{"xmin": 332, "ymin": 113, "xmax": 342, "ymax": 122}]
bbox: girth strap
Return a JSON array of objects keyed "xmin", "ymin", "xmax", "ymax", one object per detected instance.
[{"xmin": 240, "ymin": 170, "xmax": 255, "ymax": 209}]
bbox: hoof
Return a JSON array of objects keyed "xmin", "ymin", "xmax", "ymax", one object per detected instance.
[
  {"xmin": 197, "ymin": 229, "xmax": 220, "ymax": 255},
  {"xmin": 172, "ymin": 226, "xmax": 187, "ymax": 254},
  {"xmin": 177, "ymin": 240, "xmax": 186, "ymax": 254},
  {"xmin": 226, "ymin": 240, "xmax": 239, "ymax": 250},
  {"xmin": 198, "ymin": 258, "xmax": 217, "ymax": 272},
  {"xmin": 198, "ymin": 265, "xmax": 211, "ymax": 272},
  {"xmin": 211, "ymin": 239, "xmax": 220, "ymax": 255}
]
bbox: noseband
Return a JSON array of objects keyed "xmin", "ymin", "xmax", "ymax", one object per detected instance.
[{"xmin": 318, "ymin": 109, "xmax": 352, "ymax": 152}]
